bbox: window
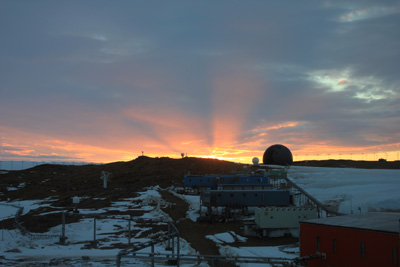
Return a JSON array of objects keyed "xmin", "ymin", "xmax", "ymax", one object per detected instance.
[
  {"xmin": 360, "ymin": 242, "xmax": 366, "ymax": 258},
  {"xmin": 393, "ymin": 247, "xmax": 397, "ymax": 264},
  {"xmin": 316, "ymin": 236, "xmax": 320, "ymax": 251},
  {"xmin": 333, "ymin": 239, "xmax": 336, "ymax": 254}
]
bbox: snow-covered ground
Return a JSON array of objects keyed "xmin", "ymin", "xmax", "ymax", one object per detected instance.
[
  {"xmin": 287, "ymin": 166, "xmax": 400, "ymax": 214},
  {"xmin": 0, "ymin": 186, "xmax": 198, "ymax": 266},
  {"xmin": 1, "ymin": 166, "xmax": 399, "ymax": 266}
]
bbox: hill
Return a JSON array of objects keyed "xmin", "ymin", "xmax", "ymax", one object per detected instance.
[
  {"xmin": 293, "ymin": 159, "xmax": 400, "ymax": 169},
  {"xmin": 0, "ymin": 156, "xmax": 244, "ymax": 202}
]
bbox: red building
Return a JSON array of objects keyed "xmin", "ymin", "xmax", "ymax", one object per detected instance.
[{"xmin": 300, "ymin": 212, "xmax": 400, "ymax": 267}]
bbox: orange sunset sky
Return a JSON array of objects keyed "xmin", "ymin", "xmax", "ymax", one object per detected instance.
[{"xmin": 1, "ymin": 1, "xmax": 400, "ymax": 164}]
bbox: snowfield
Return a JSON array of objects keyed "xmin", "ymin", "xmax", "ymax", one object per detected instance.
[
  {"xmin": 287, "ymin": 166, "xmax": 400, "ymax": 214},
  {"xmin": 1, "ymin": 166, "xmax": 399, "ymax": 266}
]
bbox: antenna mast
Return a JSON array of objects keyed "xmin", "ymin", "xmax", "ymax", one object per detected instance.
[{"xmin": 100, "ymin": 171, "xmax": 112, "ymax": 189}]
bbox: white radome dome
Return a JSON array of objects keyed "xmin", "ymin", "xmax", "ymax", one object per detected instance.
[{"xmin": 252, "ymin": 157, "xmax": 259, "ymax": 165}]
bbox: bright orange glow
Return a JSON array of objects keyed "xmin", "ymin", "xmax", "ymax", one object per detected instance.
[{"xmin": 1, "ymin": 113, "xmax": 400, "ymax": 164}]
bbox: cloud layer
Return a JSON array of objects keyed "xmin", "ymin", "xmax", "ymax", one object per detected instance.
[{"xmin": 1, "ymin": 1, "xmax": 400, "ymax": 163}]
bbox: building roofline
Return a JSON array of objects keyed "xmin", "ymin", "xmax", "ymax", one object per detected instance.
[{"xmin": 300, "ymin": 212, "xmax": 400, "ymax": 234}]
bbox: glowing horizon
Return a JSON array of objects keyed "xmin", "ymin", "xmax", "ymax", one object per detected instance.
[
  {"xmin": 1, "ymin": 151, "xmax": 400, "ymax": 165},
  {"xmin": 1, "ymin": 126, "xmax": 399, "ymax": 164}
]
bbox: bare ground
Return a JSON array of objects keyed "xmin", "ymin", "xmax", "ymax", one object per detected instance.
[{"xmin": 159, "ymin": 189, "xmax": 298, "ymax": 267}]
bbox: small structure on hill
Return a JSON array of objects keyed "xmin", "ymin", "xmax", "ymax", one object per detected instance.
[{"xmin": 100, "ymin": 171, "xmax": 112, "ymax": 189}]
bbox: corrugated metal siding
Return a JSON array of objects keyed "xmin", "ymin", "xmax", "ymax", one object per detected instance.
[
  {"xmin": 219, "ymin": 184, "xmax": 272, "ymax": 190},
  {"xmin": 300, "ymin": 222, "xmax": 399, "ymax": 267},
  {"xmin": 255, "ymin": 207, "xmax": 317, "ymax": 229},
  {"xmin": 201, "ymin": 190, "xmax": 290, "ymax": 207},
  {"xmin": 184, "ymin": 175, "xmax": 270, "ymax": 189}
]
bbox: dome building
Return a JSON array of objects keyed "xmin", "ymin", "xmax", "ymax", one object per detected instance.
[{"xmin": 263, "ymin": 144, "xmax": 293, "ymax": 165}]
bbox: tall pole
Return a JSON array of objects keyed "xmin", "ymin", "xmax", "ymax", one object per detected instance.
[
  {"xmin": 151, "ymin": 243, "xmax": 155, "ymax": 267},
  {"xmin": 60, "ymin": 211, "xmax": 66, "ymax": 244},
  {"xmin": 67, "ymin": 169, "xmax": 71, "ymax": 193},
  {"xmin": 177, "ymin": 237, "xmax": 180, "ymax": 267},
  {"xmin": 62, "ymin": 211, "xmax": 66, "ymax": 239},
  {"xmin": 166, "ymin": 224, "xmax": 171, "ymax": 250},
  {"xmin": 172, "ymin": 236, "xmax": 175, "ymax": 257},
  {"xmin": 93, "ymin": 217, "xmax": 96, "ymax": 242},
  {"xmin": 128, "ymin": 217, "xmax": 131, "ymax": 245}
]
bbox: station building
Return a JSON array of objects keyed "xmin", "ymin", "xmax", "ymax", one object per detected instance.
[{"xmin": 300, "ymin": 212, "xmax": 400, "ymax": 267}]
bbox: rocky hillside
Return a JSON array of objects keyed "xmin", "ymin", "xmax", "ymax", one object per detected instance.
[{"xmin": 0, "ymin": 156, "xmax": 244, "ymax": 202}]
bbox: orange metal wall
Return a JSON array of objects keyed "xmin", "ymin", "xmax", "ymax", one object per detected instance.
[{"xmin": 300, "ymin": 223, "xmax": 399, "ymax": 267}]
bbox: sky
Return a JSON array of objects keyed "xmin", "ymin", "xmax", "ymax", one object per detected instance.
[{"xmin": 1, "ymin": 0, "xmax": 400, "ymax": 164}]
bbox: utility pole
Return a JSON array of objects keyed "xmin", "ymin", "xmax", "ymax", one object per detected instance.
[
  {"xmin": 60, "ymin": 211, "xmax": 66, "ymax": 244},
  {"xmin": 67, "ymin": 168, "xmax": 71, "ymax": 193}
]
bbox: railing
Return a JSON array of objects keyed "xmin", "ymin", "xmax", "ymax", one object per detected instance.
[
  {"xmin": 116, "ymin": 221, "xmax": 180, "ymax": 267},
  {"xmin": 115, "ymin": 221, "xmax": 302, "ymax": 267},
  {"xmin": 118, "ymin": 252, "xmax": 298, "ymax": 267},
  {"xmin": 283, "ymin": 176, "xmax": 345, "ymax": 217},
  {"xmin": 0, "ymin": 203, "xmax": 60, "ymax": 240}
]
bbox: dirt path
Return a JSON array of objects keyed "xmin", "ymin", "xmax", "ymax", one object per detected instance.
[{"xmin": 160, "ymin": 190, "xmax": 221, "ymax": 255}]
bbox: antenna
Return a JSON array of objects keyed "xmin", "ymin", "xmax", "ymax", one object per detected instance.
[{"xmin": 100, "ymin": 171, "xmax": 112, "ymax": 189}]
